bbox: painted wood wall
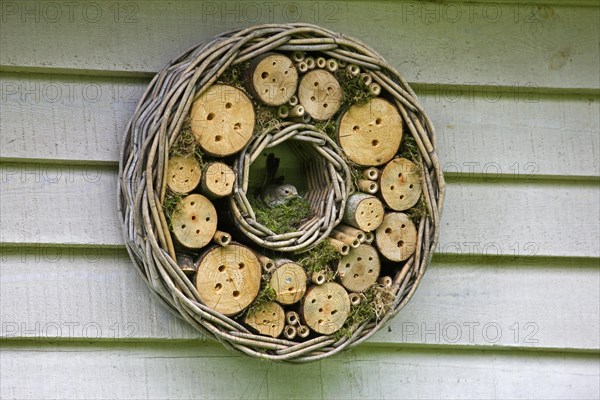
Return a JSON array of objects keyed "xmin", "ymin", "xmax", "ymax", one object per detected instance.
[{"xmin": 1, "ymin": 0, "xmax": 598, "ymax": 398}]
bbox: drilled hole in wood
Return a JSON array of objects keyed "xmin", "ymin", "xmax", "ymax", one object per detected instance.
[
  {"xmin": 353, "ymin": 125, "xmax": 360, "ymax": 132},
  {"xmin": 234, "ymin": 122, "xmax": 241, "ymax": 130},
  {"xmin": 331, "ymin": 310, "xmax": 338, "ymax": 315},
  {"xmin": 215, "ymin": 135, "xmax": 222, "ymax": 142},
  {"xmin": 190, "ymin": 202, "xmax": 195, "ymax": 206},
  {"xmin": 400, "ymin": 195, "xmax": 404, "ymax": 199},
  {"xmin": 397, "ymin": 240, "xmax": 404, "ymax": 247},
  {"xmin": 238, "ymin": 262, "xmax": 245, "ymax": 269},
  {"xmin": 206, "ymin": 217, "xmax": 211, "ymax": 221},
  {"xmin": 218, "ymin": 265, "xmax": 226, "ymax": 272},
  {"xmin": 196, "ymin": 229, "xmax": 200, "ymax": 234},
  {"xmin": 318, "ymin": 319, "xmax": 324, "ymax": 324},
  {"xmin": 371, "ymin": 140, "xmax": 379, "ymax": 146},
  {"xmin": 261, "ymin": 71, "xmax": 269, "ymax": 79},
  {"xmin": 225, "ymin": 102, "xmax": 232, "ymax": 109},
  {"xmin": 191, "ymin": 216, "xmax": 196, "ymax": 220},
  {"xmin": 215, "ymin": 283, "xmax": 222, "ymax": 290},
  {"xmin": 327, "ymin": 295, "xmax": 332, "ymax": 299},
  {"xmin": 323, "ymin": 103, "xmax": 328, "ymax": 108},
  {"xmin": 288, "ymin": 287, "xmax": 294, "ymax": 291},
  {"xmin": 401, "ymin": 224, "xmax": 405, "ymax": 228},
  {"xmin": 314, "ymin": 81, "xmax": 319, "ymax": 86},
  {"xmin": 353, "ymin": 274, "xmax": 359, "ymax": 278},
  {"xmin": 368, "ymin": 269, "xmax": 373, "ymax": 274},
  {"xmin": 357, "ymin": 257, "xmax": 362, "ymax": 261},
  {"xmin": 375, "ymin": 117, "xmax": 382, "ymax": 125},
  {"xmin": 233, "ymin": 291, "xmax": 240, "ymax": 298},
  {"xmin": 311, "ymin": 299, "xmax": 316, "ymax": 304},
  {"xmin": 385, "ymin": 228, "xmax": 392, "ymax": 234},
  {"xmin": 398, "ymin": 172, "xmax": 402, "ymax": 177},
  {"xmin": 311, "ymin": 96, "xmax": 316, "ymax": 101},
  {"xmin": 181, "ymin": 224, "xmax": 186, "ymax": 229},
  {"xmin": 409, "ymin": 184, "xmax": 414, "ymax": 189},
  {"xmin": 319, "ymin": 308, "xmax": 323, "ymax": 312},
  {"xmin": 207, "ymin": 113, "xmax": 215, "ymax": 120}
]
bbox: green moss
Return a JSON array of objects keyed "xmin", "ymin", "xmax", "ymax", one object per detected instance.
[
  {"xmin": 313, "ymin": 119, "xmax": 337, "ymax": 140},
  {"xmin": 246, "ymin": 281, "xmax": 277, "ymax": 317},
  {"xmin": 169, "ymin": 120, "xmax": 205, "ymax": 168},
  {"xmin": 249, "ymin": 195, "xmax": 311, "ymax": 234},
  {"xmin": 163, "ymin": 191, "xmax": 183, "ymax": 230},
  {"xmin": 297, "ymin": 241, "xmax": 341, "ymax": 276},
  {"xmin": 334, "ymin": 284, "xmax": 395, "ymax": 340},
  {"xmin": 216, "ymin": 61, "xmax": 248, "ymax": 89},
  {"xmin": 335, "ymin": 69, "xmax": 374, "ymax": 110},
  {"xmin": 398, "ymin": 133, "xmax": 420, "ymax": 163},
  {"xmin": 406, "ymin": 196, "xmax": 430, "ymax": 224},
  {"xmin": 254, "ymin": 103, "xmax": 282, "ymax": 133}
]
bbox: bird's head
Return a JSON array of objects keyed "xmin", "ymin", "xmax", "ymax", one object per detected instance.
[{"xmin": 277, "ymin": 184, "xmax": 300, "ymax": 200}]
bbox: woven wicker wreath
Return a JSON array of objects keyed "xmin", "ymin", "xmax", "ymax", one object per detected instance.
[{"xmin": 118, "ymin": 23, "xmax": 445, "ymax": 362}]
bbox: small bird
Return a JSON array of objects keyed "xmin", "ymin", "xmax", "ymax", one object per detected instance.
[{"xmin": 260, "ymin": 153, "xmax": 300, "ymax": 207}]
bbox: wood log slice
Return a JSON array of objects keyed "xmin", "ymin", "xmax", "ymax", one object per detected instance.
[
  {"xmin": 327, "ymin": 238, "xmax": 350, "ymax": 255},
  {"xmin": 246, "ymin": 53, "xmax": 298, "ymax": 106},
  {"xmin": 379, "ymin": 157, "xmax": 423, "ymax": 211},
  {"xmin": 190, "ymin": 84, "xmax": 255, "ymax": 157},
  {"xmin": 337, "ymin": 244, "xmax": 380, "ymax": 292},
  {"xmin": 212, "ymin": 230, "xmax": 231, "ymax": 246},
  {"xmin": 301, "ymin": 282, "xmax": 350, "ymax": 335},
  {"xmin": 167, "ymin": 156, "xmax": 202, "ymax": 194},
  {"xmin": 337, "ymin": 97, "xmax": 403, "ymax": 166},
  {"xmin": 171, "ymin": 194, "xmax": 217, "ymax": 249},
  {"xmin": 297, "ymin": 325, "xmax": 311, "ymax": 338},
  {"xmin": 343, "ymin": 192, "xmax": 384, "ymax": 232},
  {"xmin": 283, "ymin": 325, "xmax": 297, "ymax": 340},
  {"xmin": 200, "ymin": 161, "xmax": 235, "ymax": 198},
  {"xmin": 244, "ymin": 301, "xmax": 285, "ymax": 338},
  {"xmin": 269, "ymin": 261, "xmax": 307, "ymax": 305},
  {"xmin": 195, "ymin": 244, "xmax": 262, "ymax": 316},
  {"xmin": 375, "ymin": 212, "xmax": 418, "ymax": 261},
  {"xmin": 176, "ymin": 253, "xmax": 197, "ymax": 274},
  {"xmin": 298, "ymin": 69, "xmax": 343, "ymax": 121}
]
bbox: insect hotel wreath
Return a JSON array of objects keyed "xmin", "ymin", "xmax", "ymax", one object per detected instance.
[{"xmin": 118, "ymin": 23, "xmax": 445, "ymax": 362}]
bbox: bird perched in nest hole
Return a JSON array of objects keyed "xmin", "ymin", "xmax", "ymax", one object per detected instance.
[{"xmin": 260, "ymin": 153, "xmax": 300, "ymax": 207}]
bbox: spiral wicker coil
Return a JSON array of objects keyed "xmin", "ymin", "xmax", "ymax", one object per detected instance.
[{"xmin": 118, "ymin": 23, "xmax": 445, "ymax": 362}]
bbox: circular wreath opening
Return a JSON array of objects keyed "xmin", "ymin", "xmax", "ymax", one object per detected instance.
[
  {"xmin": 230, "ymin": 122, "xmax": 351, "ymax": 252},
  {"xmin": 118, "ymin": 23, "xmax": 445, "ymax": 363}
]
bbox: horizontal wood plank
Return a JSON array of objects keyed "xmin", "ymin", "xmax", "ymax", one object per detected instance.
[
  {"xmin": 1, "ymin": 163, "xmax": 598, "ymax": 257},
  {"xmin": 1, "ymin": 248, "xmax": 598, "ymax": 351},
  {"xmin": 1, "ymin": 1, "xmax": 598, "ymax": 90},
  {"xmin": 1, "ymin": 341, "xmax": 598, "ymax": 400},
  {"xmin": 2, "ymin": 73, "xmax": 598, "ymax": 177}
]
